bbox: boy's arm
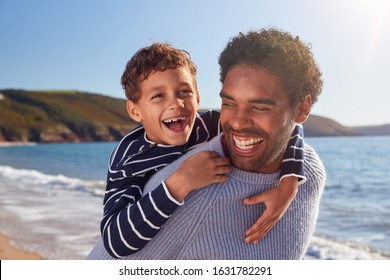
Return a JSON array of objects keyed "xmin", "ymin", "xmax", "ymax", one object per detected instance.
[
  {"xmin": 243, "ymin": 124, "xmax": 305, "ymax": 243},
  {"xmin": 101, "ymin": 174, "xmax": 182, "ymax": 259},
  {"xmin": 279, "ymin": 123, "xmax": 306, "ymax": 183},
  {"xmin": 101, "ymin": 150, "xmax": 231, "ymax": 259},
  {"xmin": 100, "ymin": 129, "xmax": 185, "ymax": 259}
]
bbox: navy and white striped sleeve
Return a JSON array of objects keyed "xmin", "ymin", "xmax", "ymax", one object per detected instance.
[
  {"xmin": 100, "ymin": 176, "xmax": 183, "ymax": 258},
  {"xmin": 99, "ymin": 130, "xmax": 184, "ymax": 258},
  {"xmin": 279, "ymin": 123, "xmax": 306, "ymax": 184}
]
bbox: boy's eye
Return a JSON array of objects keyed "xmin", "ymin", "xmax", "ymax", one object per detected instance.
[
  {"xmin": 179, "ymin": 90, "xmax": 191, "ymax": 95},
  {"xmin": 151, "ymin": 93, "xmax": 164, "ymax": 99}
]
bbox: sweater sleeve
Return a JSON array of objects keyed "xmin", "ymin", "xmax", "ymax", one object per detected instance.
[{"xmin": 279, "ymin": 123, "xmax": 306, "ymax": 184}]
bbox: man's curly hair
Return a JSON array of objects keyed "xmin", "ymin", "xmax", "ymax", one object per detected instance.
[
  {"xmin": 121, "ymin": 42, "xmax": 197, "ymax": 102},
  {"xmin": 219, "ymin": 28, "xmax": 323, "ymax": 107}
]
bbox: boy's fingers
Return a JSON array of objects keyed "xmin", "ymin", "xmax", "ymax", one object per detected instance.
[
  {"xmin": 208, "ymin": 151, "xmax": 230, "ymax": 163},
  {"xmin": 245, "ymin": 216, "xmax": 276, "ymax": 243},
  {"xmin": 245, "ymin": 223, "xmax": 274, "ymax": 243},
  {"xmin": 243, "ymin": 192, "xmax": 268, "ymax": 205},
  {"xmin": 246, "ymin": 215, "xmax": 266, "ymax": 234},
  {"xmin": 215, "ymin": 165, "xmax": 232, "ymax": 175},
  {"xmin": 212, "ymin": 156, "xmax": 230, "ymax": 166},
  {"xmin": 207, "ymin": 151, "xmax": 222, "ymax": 158},
  {"xmin": 212, "ymin": 174, "xmax": 229, "ymax": 183}
]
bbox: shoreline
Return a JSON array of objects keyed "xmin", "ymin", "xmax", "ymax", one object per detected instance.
[
  {"xmin": 0, "ymin": 231, "xmax": 44, "ymax": 260},
  {"xmin": 0, "ymin": 141, "xmax": 37, "ymax": 147}
]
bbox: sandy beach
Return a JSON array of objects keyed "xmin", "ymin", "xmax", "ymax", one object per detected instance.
[{"xmin": 0, "ymin": 231, "xmax": 43, "ymax": 260}]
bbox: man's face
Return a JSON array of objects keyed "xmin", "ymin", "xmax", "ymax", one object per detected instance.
[
  {"xmin": 127, "ymin": 67, "xmax": 200, "ymax": 145},
  {"xmin": 220, "ymin": 65, "xmax": 297, "ymax": 173}
]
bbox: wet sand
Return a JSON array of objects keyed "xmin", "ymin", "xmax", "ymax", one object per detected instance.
[{"xmin": 0, "ymin": 231, "xmax": 43, "ymax": 260}]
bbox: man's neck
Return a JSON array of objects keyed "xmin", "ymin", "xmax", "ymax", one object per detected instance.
[{"xmin": 221, "ymin": 134, "xmax": 230, "ymax": 160}]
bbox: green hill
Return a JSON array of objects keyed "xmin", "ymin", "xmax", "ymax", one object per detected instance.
[
  {"xmin": 0, "ymin": 89, "xmax": 138, "ymax": 142},
  {"xmin": 1, "ymin": 89, "xmax": 388, "ymax": 143},
  {"xmin": 303, "ymin": 115, "xmax": 362, "ymax": 137},
  {"xmin": 354, "ymin": 124, "xmax": 390, "ymax": 136}
]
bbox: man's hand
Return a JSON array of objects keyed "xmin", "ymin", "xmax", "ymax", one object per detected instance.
[{"xmin": 243, "ymin": 176, "xmax": 299, "ymax": 243}]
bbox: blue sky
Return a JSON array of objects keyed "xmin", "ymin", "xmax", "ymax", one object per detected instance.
[{"xmin": 1, "ymin": 0, "xmax": 389, "ymax": 126}]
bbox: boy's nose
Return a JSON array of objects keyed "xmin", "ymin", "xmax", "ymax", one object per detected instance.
[{"xmin": 168, "ymin": 97, "xmax": 185, "ymax": 109}]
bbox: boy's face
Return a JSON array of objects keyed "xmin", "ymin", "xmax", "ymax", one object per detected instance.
[{"xmin": 127, "ymin": 67, "xmax": 200, "ymax": 145}]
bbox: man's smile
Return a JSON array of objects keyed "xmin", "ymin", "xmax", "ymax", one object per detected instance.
[{"xmin": 231, "ymin": 133, "xmax": 265, "ymax": 152}]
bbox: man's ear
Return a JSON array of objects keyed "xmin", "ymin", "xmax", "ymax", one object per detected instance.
[
  {"xmin": 295, "ymin": 95, "xmax": 312, "ymax": 123},
  {"xmin": 126, "ymin": 100, "xmax": 142, "ymax": 123}
]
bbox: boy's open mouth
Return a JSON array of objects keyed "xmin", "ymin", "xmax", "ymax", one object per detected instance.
[{"xmin": 162, "ymin": 116, "xmax": 188, "ymax": 132}]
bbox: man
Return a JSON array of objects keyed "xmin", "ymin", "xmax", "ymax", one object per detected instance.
[{"xmin": 87, "ymin": 28, "xmax": 325, "ymax": 260}]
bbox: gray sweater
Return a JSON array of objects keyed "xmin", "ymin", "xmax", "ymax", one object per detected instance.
[{"xmin": 87, "ymin": 133, "xmax": 325, "ymax": 260}]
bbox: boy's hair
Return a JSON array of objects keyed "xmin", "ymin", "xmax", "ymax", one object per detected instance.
[
  {"xmin": 121, "ymin": 42, "xmax": 197, "ymax": 102},
  {"xmin": 218, "ymin": 28, "xmax": 323, "ymax": 107}
]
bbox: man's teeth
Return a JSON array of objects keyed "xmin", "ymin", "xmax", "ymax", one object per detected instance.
[
  {"xmin": 233, "ymin": 136, "xmax": 263, "ymax": 150},
  {"xmin": 163, "ymin": 117, "xmax": 185, "ymax": 124}
]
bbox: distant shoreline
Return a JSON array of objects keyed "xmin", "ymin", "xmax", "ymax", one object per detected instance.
[{"xmin": 0, "ymin": 142, "xmax": 37, "ymax": 147}]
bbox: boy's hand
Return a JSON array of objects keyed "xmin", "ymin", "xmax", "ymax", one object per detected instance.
[
  {"xmin": 166, "ymin": 151, "xmax": 231, "ymax": 201},
  {"xmin": 243, "ymin": 176, "xmax": 299, "ymax": 244}
]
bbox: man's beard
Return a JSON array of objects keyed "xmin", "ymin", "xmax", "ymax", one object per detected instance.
[{"xmin": 223, "ymin": 124, "xmax": 293, "ymax": 173}]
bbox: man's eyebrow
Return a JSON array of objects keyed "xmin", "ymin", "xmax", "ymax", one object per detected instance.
[
  {"xmin": 219, "ymin": 91, "xmax": 233, "ymax": 100},
  {"xmin": 248, "ymin": 98, "xmax": 276, "ymax": 106},
  {"xmin": 220, "ymin": 92, "xmax": 276, "ymax": 105}
]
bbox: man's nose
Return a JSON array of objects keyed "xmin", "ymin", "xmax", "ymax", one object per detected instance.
[{"xmin": 229, "ymin": 107, "xmax": 253, "ymax": 130}]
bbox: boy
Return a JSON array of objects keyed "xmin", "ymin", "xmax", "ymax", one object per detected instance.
[{"xmin": 100, "ymin": 43, "xmax": 305, "ymax": 258}]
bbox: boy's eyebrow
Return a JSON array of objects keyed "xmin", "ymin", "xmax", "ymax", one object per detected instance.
[
  {"xmin": 149, "ymin": 82, "xmax": 193, "ymax": 92},
  {"xmin": 219, "ymin": 91, "xmax": 276, "ymax": 105}
]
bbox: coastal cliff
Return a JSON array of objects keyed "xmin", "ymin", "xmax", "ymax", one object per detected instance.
[
  {"xmin": 0, "ymin": 89, "xmax": 388, "ymax": 143},
  {"xmin": 0, "ymin": 89, "xmax": 137, "ymax": 143}
]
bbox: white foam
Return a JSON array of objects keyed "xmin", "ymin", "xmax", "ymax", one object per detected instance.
[
  {"xmin": 0, "ymin": 165, "xmax": 104, "ymax": 259},
  {"xmin": 1, "ymin": 164, "xmax": 389, "ymax": 260},
  {"xmin": 0, "ymin": 165, "xmax": 105, "ymax": 196},
  {"xmin": 305, "ymin": 235, "xmax": 390, "ymax": 260}
]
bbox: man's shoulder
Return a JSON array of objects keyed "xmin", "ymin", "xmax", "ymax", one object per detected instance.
[{"xmin": 303, "ymin": 144, "xmax": 326, "ymax": 186}]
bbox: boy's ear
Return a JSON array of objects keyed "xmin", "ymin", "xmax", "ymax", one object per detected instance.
[
  {"xmin": 196, "ymin": 91, "xmax": 201, "ymax": 109},
  {"xmin": 295, "ymin": 95, "xmax": 311, "ymax": 123},
  {"xmin": 126, "ymin": 100, "xmax": 142, "ymax": 123}
]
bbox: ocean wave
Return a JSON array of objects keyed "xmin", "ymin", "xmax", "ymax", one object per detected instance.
[
  {"xmin": 1, "ymin": 164, "xmax": 389, "ymax": 260},
  {"xmin": 0, "ymin": 165, "xmax": 105, "ymax": 197},
  {"xmin": 306, "ymin": 235, "xmax": 390, "ymax": 260}
]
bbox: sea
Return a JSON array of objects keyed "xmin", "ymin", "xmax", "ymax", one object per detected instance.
[{"xmin": 0, "ymin": 136, "xmax": 389, "ymax": 260}]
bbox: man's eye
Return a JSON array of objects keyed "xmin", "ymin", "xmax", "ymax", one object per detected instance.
[
  {"xmin": 253, "ymin": 106, "xmax": 270, "ymax": 111},
  {"xmin": 221, "ymin": 101, "xmax": 234, "ymax": 107}
]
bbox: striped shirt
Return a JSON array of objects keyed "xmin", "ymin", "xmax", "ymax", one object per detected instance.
[{"xmin": 100, "ymin": 110, "xmax": 305, "ymax": 258}]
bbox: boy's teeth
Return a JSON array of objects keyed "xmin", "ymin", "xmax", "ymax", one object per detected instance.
[
  {"xmin": 164, "ymin": 117, "xmax": 185, "ymax": 123},
  {"xmin": 233, "ymin": 136, "xmax": 263, "ymax": 150}
]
